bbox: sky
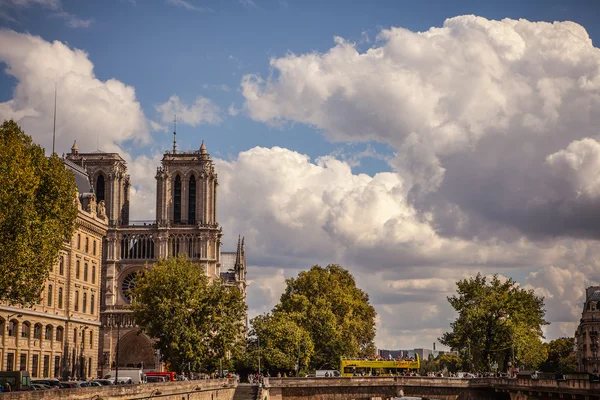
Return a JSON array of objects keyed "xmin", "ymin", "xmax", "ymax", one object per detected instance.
[{"xmin": 2, "ymin": 0, "xmax": 600, "ymax": 351}]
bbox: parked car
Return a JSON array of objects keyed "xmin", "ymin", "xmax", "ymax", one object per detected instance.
[
  {"xmin": 31, "ymin": 379, "xmax": 60, "ymax": 388},
  {"xmin": 31, "ymin": 384, "xmax": 53, "ymax": 390},
  {"xmin": 60, "ymin": 382, "xmax": 81, "ymax": 389},
  {"xmin": 79, "ymin": 381, "xmax": 102, "ymax": 387},
  {"xmin": 92, "ymin": 379, "xmax": 115, "ymax": 386}
]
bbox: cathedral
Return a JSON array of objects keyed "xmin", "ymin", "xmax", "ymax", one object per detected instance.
[{"xmin": 65, "ymin": 139, "xmax": 247, "ymax": 376}]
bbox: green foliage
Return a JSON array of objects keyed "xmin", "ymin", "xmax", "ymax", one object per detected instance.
[
  {"xmin": 129, "ymin": 255, "xmax": 247, "ymax": 373},
  {"xmin": 518, "ymin": 335, "xmax": 547, "ymax": 370},
  {"xmin": 246, "ymin": 312, "xmax": 314, "ymax": 376},
  {"xmin": 254, "ymin": 264, "xmax": 376, "ymax": 371},
  {"xmin": 539, "ymin": 337, "xmax": 577, "ymax": 374},
  {"xmin": 437, "ymin": 353, "xmax": 462, "ymax": 373},
  {"xmin": 439, "ymin": 273, "xmax": 548, "ymax": 371},
  {"xmin": 0, "ymin": 120, "xmax": 78, "ymax": 306},
  {"xmin": 419, "ymin": 357, "xmax": 438, "ymax": 375}
]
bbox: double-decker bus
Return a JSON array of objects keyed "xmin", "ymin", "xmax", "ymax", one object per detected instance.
[{"xmin": 340, "ymin": 355, "xmax": 420, "ymax": 377}]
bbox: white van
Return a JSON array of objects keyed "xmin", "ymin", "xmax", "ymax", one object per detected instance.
[
  {"xmin": 103, "ymin": 368, "xmax": 145, "ymax": 384},
  {"xmin": 315, "ymin": 370, "xmax": 341, "ymax": 377}
]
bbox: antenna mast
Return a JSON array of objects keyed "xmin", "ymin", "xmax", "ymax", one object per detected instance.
[
  {"xmin": 52, "ymin": 83, "xmax": 57, "ymax": 155},
  {"xmin": 172, "ymin": 114, "xmax": 177, "ymax": 153}
]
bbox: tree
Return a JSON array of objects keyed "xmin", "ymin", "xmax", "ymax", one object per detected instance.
[
  {"xmin": 439, "ymin": 273, "xmax": 548, "ymax": 372},
  {"xmin": 129, "ymin": 256, "xmax": 247, "ymax": 373},
  {"xmin": 437, "ymin": 353, "xmax": 462, "ymax": 374},
  {"xmin": 540, "ymin": 337, "xmax": 577, "ymax": 374},
  {"xmin": 270, "ymin": 264, "xmax": 376, "ymax": 370},
  {"xmin": 246, "ymin": 312, "xmax": 314, "ymax": 375},
  {"xmin": 0, "ymin": 120, "xmax": 78, "ymax": 306}
]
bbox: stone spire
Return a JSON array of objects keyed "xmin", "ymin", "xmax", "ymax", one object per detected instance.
[
  {"xmin": 200, "ymin": 140, "xmax": 207, "ymax": 155},
  {"xmin": 71, "ymin": 140, "xmax": 79, "ymax": 155},
  {"xmin": 235, "ymin": 235, "xmax": 241, "ymax": 266}
]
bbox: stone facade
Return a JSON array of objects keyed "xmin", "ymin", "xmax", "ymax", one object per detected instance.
[
  {"xmin": 575, "ymin": 286, "xmax": 600, "ymax": 373},
  {"xmin": 65, "ymin": 139, "xmax": 247, "ymax": 377},
  {"xmin": 0, "ymin": 157, "xmax": 107, "ymax": 380}
]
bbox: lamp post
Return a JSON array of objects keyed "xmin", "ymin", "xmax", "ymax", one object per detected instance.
[
  {"xmin": 257, "ymin": 335, "xmax": 261, "ymax": 375},
  {"xmin": 80, "ymin": 326, "xmax": 88, "ymax": 379},
  {"xmin": 114, "ymin": 313, "xmax": 123, "ymax": 385}
]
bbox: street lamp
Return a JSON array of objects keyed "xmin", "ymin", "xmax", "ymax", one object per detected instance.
[
  {"xmin": 257, "ymin": 336, "xmax": 261, "ymax": 375},
  {"xmin": 5, "ymin": 313, "xmax": 22, "ymax": 335},
  {"xmin": 114, "ymin": 313, "xmax": 123, "ymax": 385},
  {"xmin": 79, "ymin": 326, "xmax": 88, "ymax": 379}
]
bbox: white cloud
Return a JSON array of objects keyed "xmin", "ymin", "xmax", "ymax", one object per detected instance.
[
  {"xmin": 212, "ymin": 146, "xmax": 600, "ymax": 347},
  {"xmin": 240, "ymin": 16, "xmax": 600, "ymax": 242},
  {"xmin": 239, "ymin": 0, "xmax": 256, "ymax": 8},
  {"xmin": 51, "ymin": 10, "xmax": 93, "ymax": 28},
  {"xmin": 165, "ymin": 0, "xmax": 212, "ymax": 12},
  {"xmin": 149, "ymin": 120, "xmax": 168, "ymax": 133},
  {"xmin": 0, "ymin": 30, "xmax": 149, "ymax": 155},
  {"xmin": 1, "ymin": 0, "xmax": 92, "ymax": 28},
  {"xmin": 156, "ymin": 95, "xmax": 222, "ymax": 127}
]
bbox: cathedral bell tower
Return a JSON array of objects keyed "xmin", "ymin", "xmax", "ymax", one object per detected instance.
[
  {"xmin": 154, "ymin": 141, "xmax": 222, "ymax": 278},
  {"xmin": 65, "ymin": 142, "xmax": 130, "ymax": 226}
]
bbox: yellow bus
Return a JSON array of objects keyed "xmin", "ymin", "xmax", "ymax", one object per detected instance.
[{"xmin": 340, "ymin": 355, "xmax": 420, "ymax": 377}]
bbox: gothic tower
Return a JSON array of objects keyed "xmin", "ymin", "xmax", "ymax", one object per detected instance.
[{"xmin": 65, "ymin": 142, "xmax": 130, "ymax": 226}]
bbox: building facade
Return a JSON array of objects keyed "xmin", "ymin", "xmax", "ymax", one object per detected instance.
[
  {"xmin": 65, "ymin": 140, "xmax": 246, "ymax": 377},
  {"xmin": 0, "ymin": 158, "xmax": 107, "ymax": 380},
  {"xmin": 575, "ymin": 286, "xmax": 600, "ymax": 374}
]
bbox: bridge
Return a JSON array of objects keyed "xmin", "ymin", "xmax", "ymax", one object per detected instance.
[{"xmin": 263, "ymin": 376, "xmax": 600, "ymax": 400}]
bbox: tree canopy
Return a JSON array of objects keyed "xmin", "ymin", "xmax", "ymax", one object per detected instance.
[
  {"xmin": 252, "ymin": 264, "xmax": 376, "ymax": 372},
  {"xmin": 539, "ymin": 337, "xmax": 577, "ymax": 374},
  {"xmin": 246, "ymin": 312, "xmax": 314, "ymax": 375},
  {"xmin": 129, "ymin": 256, "xmax": 247, "ymax": 373},
  {"xmin": 0, "ymin": 120, "xmax": 78, "ymax": 306},
  {"xmin": 439, "ymin": 273, "xmax": 548, "ymax": 372}
]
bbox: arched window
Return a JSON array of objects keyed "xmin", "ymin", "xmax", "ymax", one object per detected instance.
[
  {"xmin": 47, "ymin": 284, "xmax": 53, "ymax": 306},
  {"xmin": 92, "ymin": 265, "xmax": 96, "ymax": 284},
  {"xmin": 33, "ymin": 324, "xmax": 42, "ymax": 339},
  {"xmin": 74, "ymin": 291, "xmax": 79, "ymax": 312},
  {"xmin": 76, "ymin": 260, "xmax": 80, "ymax": 279},
  {"xmin": 7, "ymin": 320, "xmax": 18, "ymax": 337},
  {"xmin": 93, "ymin": 241, "xmax": 97, "ymax": 255},
  {"xmin": 73, "ymin": 329, "xmax": 77, "ymax": 344},
  {"xmin": 90, "ymin": 294, "xmax": 95, "ymax": 315},
  {"xmin": 174, "ymin": 175, "xmax": 182, "ymax": 223},
  {"xmin": 45, "ymin": 325, "xmax": 53, "ymax": 340},
  {"xmin": 81, "ymin": 330, "xmax": 86, "ymax": 350},
  {"xmin": 96, "ymin": 174, "xmax": 105, "ymax": 202},
  {"xmin": 58, "ymin": 287, "xmax": 63, "ymax": 309},
  {"xmin": 0, "ymin": 318, "xmax": 4, "ymax": 337},
  {"xmin": 21, "ymin": 321, "xmax": 30, "ymax": 338},
  {"xmin": 85, "ymin": 237, "xmax": 89, "ymax": 253},
  {"xmin": 188, "ymin": 175, "xmax": 196, "ymax": 223},
  {"xmin": 56, "ymin": 327, "xmax": 64, "ymax": 342},
  {"xmin": 59, "ymin": 256, "xmax": 64, "ymax": 275},
  {"xmin": 77, "ymin": 234, "xmax": 81, "ymax": 249},
  {"xmin": 83, "ymin": 293, "xmax": 87, "ymax": 313},
  {"xmin": 84, "ymin": 263, "xmax": 88, "ymax": 281},
  {"xmin": 89, "ymin": 330, "xmax": 93, "ymax": 347}
]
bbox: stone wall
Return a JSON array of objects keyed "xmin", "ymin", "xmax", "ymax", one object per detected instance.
[{"xmin": 0, "ymin": 378, "xmax": 235, "ymax": 400}]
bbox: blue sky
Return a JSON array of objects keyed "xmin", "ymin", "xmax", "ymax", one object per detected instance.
[
  {"xmin": 1, "ymin": 0, "xmax": 598, "ymax": 176},
  {"xmin": 3, "ymin": 0, "xmax": 600, "ymax": 349}
]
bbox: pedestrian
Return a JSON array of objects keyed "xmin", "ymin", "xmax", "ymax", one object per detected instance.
[{"xmin": 277, "ymin": 371, "xmax": 281, "ymax": 378}]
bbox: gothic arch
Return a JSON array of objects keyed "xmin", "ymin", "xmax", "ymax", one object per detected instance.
[{"xmin": 116, "ymin": 330, "xmax": 156, "ymax": 369}]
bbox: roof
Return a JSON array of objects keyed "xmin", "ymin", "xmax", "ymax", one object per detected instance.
[
  {"xmin": 63, "ymin": 158, "xmax": 92, "ymax": 194},
  {"xmin": 588, "ymin": 290, "xmax": 600, "ymax": 302},
  {"xmin": 221, "ymin": 252, "xmax": 237, "ymax": 272}
]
